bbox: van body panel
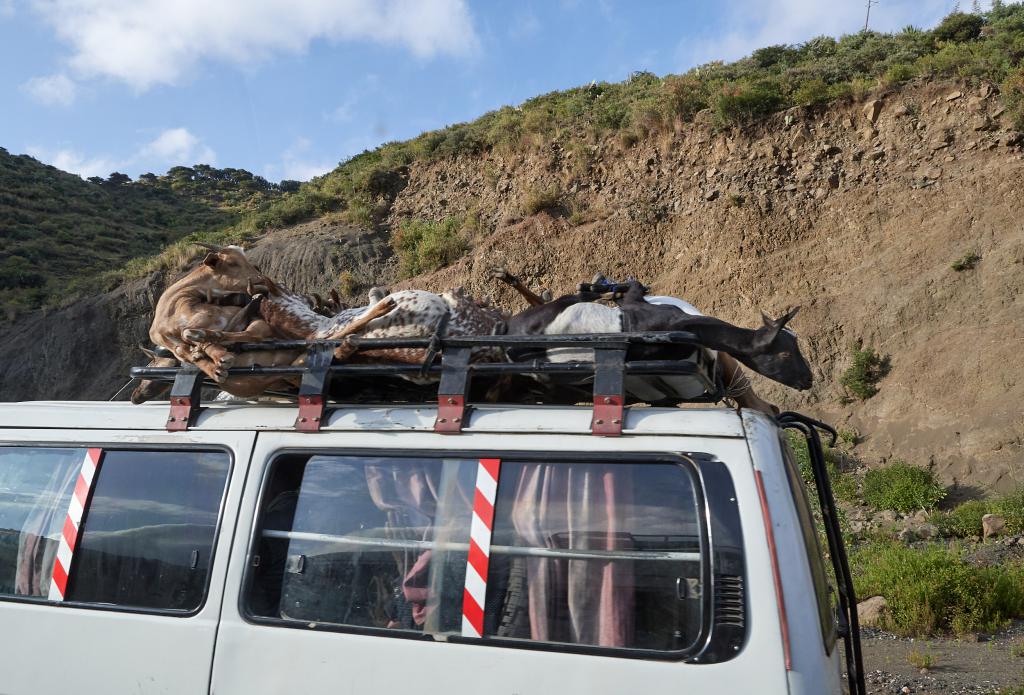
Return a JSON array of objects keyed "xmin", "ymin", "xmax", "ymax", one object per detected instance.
[
  {"xmin": 743, "ymin": 411, "xmax": 843, "ymax": 695},
  {"xmin": 0, "ymin": 429, "xmax": 255, "ymax": 695},
  {"xmin": 0, "ymin": 405, "xmax": 846, "ymax": 694},
  {"xmin": 0, "ymin": 403, "xmax": 746, "ymax": 439},
  {"xmin": 210, "ymin": 429, "xmax": 792, "ymax": 695}
]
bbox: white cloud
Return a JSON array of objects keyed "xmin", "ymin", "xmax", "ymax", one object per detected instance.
[
  {"xmin": 677, "ymin": 0, "xmax": 951, "ymax": 70},
  {"xmin": 278, "ymin": 137, "xmax": 334, "ymax": 181},
  {"xmin": 21, "ymin": 73, "xmax": 77, "ymax": 106},
  {"xmin": 26, "ymin": 146, "xmax": 118, "ymax": 179},
  {"xmin": 30, "ymin": 0, "xmax": 480, "ymax": 90},
  {"xmin": 27, "ymin": 127, "xmax": 216, "ymax": 179},
  {"xmin": 138, "ymin": 127, "xmax": 216, "ymax": 165}
]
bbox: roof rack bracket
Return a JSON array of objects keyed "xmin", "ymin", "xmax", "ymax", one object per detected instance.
[
  {"xmin": 592, "ymin": 347, "xmax": 626, "ymax": 436},
  {"xmin": 435, "ymin": 346, "xmax": 471, "ymax": 434},
  {"xmin": 295, "ymin": 344, "xmax": 333, "ymax": 432},
  {"xmin": 166, "ymin": 365, "xmax": 203, "ymax": 432}
]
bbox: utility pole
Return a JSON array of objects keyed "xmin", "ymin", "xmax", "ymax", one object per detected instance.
[{"xmin": 863, "ymin": 0, "xmax": 878, "ymax": 32}]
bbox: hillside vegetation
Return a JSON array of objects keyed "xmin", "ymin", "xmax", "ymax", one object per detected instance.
[
  {"xmin": 0, "ymin": 152, "xmax": 281, "ymax": 319},
  {"xmin": 100, "ymin": 4, "xmax": 1024, "ymax": 287}
]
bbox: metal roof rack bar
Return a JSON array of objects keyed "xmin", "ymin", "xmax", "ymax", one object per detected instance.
[{"xmin": 132, "ymin": 331, "xmax": 723, "ymax": 433}]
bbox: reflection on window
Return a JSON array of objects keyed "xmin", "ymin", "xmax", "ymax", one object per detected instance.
[
  {"xmin": 0, "ymin": 447, "xmax": 84, "ymax": 597},
  {"xmin": 68, "ymin": 450, "xmax": 230, "ymax": 611},
  {"xmin": 248, "ymin": 455, "xmax": 705, "ymax": 654}
]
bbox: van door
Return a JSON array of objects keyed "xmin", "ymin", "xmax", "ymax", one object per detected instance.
[
  {"xmin": 212, "ymin": 430, "xmax": 788, "ymax": 695},
  {"xmin": 0, "ymin": 429, "xmax": 254, "ymax": 695}
]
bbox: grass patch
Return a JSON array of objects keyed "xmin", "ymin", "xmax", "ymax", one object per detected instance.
[
  {"xmin": 951, "ymin": 251, "xmax": 981, "ymax": 271},
  {"xmin": 839, "ymin": 345, "xmax": 887, "ymax": 400},
  {"xmin": 907, "ymin": 646, "xmax": 937, "ymax": 669},
  {"xmin": 930, "ymin": 487, "xmax": 1024, "ymax": 538},
  {"xmin": 851, "ymin": 540, "xmax": 1024, "ymax": 636},
  {"xmin": 522, "ymin": 185, "xmax": 561, "ymax": 216},
  {"xmin": 863, "ymin": 460, "xmax": 946, "ymax": 514},
  {"xmin": 992, "ymin": 487, "xmax": 1024, "ymax": 534},
  {"xmin": 392, "ymin": 217, "xmax": 470, "ymax": 278},
  {"xmin": 931, "ymin": 499, "xmax": 989, "ymax": 538}
]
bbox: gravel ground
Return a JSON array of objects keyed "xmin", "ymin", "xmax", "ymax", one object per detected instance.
[{"xmin": 849, "ymin": 623, "xmax": 1024, "ymax": 694}]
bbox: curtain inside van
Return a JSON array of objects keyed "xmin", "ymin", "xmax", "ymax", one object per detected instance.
[
  {"xmin": 363, "ymin": 459, "xmax": 634, "ymax": 647},
  {"xmin": 0, "ymin": 447, "xmax": 83, "ymax": 597}
]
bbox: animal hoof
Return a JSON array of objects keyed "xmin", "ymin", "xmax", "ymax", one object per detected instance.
[
  {"xmin": 183, "ymin": 328, "xmax": 206, "ymax": 343},
  {"xmin": 218, "ymin": 353, "xmax": 236, "ymax": 369},
  {"xmin": 487, "ymin": 267, "xmax": 510, "ymax": 281}
]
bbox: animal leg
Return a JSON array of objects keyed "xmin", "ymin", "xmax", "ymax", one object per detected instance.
[
  {"xmin": 488, "ymin": 267, "xmax": 548, "ymax": 307},
  {"xmin": 719, "ymin": 353, "xmax": 779, "ymax": 416},
  {"xmin": 324, "ymin": 297, "xmax": 398, "ymax": 360},
  {"xmin": 182, "ymin": 319, "xmax": 275, "ymax": 346}
]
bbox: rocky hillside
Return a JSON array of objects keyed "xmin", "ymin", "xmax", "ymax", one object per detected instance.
[
  {"xmin": 0, "ymin": 152, "xmax": 281, "ymax": 319},
  {"xmin": 1, "ymin": 77, "xmax": 1020, "ymax": 492}
]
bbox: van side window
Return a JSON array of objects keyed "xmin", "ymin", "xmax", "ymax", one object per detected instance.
[
  {"xmin": 778, "ymin": 436, "xmax": 838, "ymax": 652},
  {"xmin": 0, "ymin": 446, "xmax": 230, "ymax": 612},
  {"xmin": 246, "ymin": 454, "xmax": 706, "ymax": 656},
  {"xmin": 0, "ymin": 447, "xmax": 85, "ymax": 597}
]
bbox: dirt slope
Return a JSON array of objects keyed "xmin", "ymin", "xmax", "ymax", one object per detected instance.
[{"xmin": 1, "ymin": 79, "xmax": 1021, "ymax": 490}]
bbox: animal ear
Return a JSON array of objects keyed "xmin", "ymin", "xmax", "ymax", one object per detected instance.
[
  {"xmin": 777, "ymin": 306, "xmax": 801, "ymax": 327},
  {"xmin": 203, "ymin": 252, "xmax": 220, "ymax": 268}
]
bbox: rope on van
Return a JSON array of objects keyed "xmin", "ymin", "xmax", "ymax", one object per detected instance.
[
  {"xmin": 777, "ymin": 412, "xmax": 866, "ymax": 695},
  {"xmin": 109, "ymin": 377, "xmax": 137, "ymax": 401}
]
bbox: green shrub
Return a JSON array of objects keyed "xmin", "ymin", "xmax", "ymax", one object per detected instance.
[
  {"xmin": 992, "ymin": 487, "xmax": 1024, "ymax": 534},
  {"xmin": 839, "ymin": 345, "xmax": 886, "ymax": 400},
  {"xmin": 933, "ymin": 12, "xmax": 985, "ymax": 43},
  {"xmin": 883, "ymin": 63, "xmax": 918, "ymax": 85},
  {"xmin": 392, "ymin": 217, "xmax": 469, "ymax": 278},
  {"xmin": 663, "ymin": 74, "xmax": 710, "ymax": 122},
  {"xmin": 863, "ymin": 460, "xmax": 946, "ymax": 513},
  {"xmin": 931, "ymin": 499, "xmax": 990, "ymax": 537},
  {"xmin": 1002, "ymin": 67, "xmax": 1024, "ymax": 130},
  {"xmin": 522, "ymin": 185, "xmax": 561, "ymax": 216},
  {"xmin": 786, "ymin": 431, "xmax": 861, "ymax": 504},
  {"xmin": 713, "ymin": 79, "xmax": 785, "ymax": 125},
  {"xmin": 951, "ymin": 251, "xmax": 981, "ymax": 271},
  {"xmin": 851, "ymin": 540, "xmax": 1024, "ymax": 635},
  {"xmin": 791, "ymin": 78, "xmax": 833, "ymax": 106}
]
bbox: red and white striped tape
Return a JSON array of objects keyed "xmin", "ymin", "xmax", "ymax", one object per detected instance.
[
  {"xmin": 48, "ymin": 448, "xmax": 102, "ymax": 602},
  {"xmin": 461, "ymin": 457, "xmax": 501, "ymax": 638}
]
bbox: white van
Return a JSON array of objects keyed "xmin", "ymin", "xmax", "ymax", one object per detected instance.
[
  {"xmin": 0, "ymin": 402, "xmax": 865, "ymax": 694},
  {"xmin": 0, "ymin": 335, "xmax": 864, "ymax": 695}
]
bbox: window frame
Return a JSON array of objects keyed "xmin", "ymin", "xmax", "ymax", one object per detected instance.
[
  {"xmin": 240, "ymin": 447, "xmax": 727, "ymax": 662},
  {"xmin": 0, "ymin": 442, "xmax": 234, "ymax": 618}
]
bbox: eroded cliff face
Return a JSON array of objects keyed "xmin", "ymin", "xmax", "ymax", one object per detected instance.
[{"xmin": 2, "ymin": 79, "xmax": 1021, "ymax": 490}]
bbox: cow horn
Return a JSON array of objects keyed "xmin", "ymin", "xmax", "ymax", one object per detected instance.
[{"xmin": 194, "ymin": 242, "xmax": 223, "ymax": 252}]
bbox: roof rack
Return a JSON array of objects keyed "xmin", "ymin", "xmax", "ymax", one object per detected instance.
[{"xmin": 130, "ymin": 331, "xmax": 723, "ymax": 435}]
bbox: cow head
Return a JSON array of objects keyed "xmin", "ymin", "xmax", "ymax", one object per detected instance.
[
  {"xmin": 197, "ymin": 244, "xmax": 266, "ymax": 293},
  {"xmin": 130, "ymin": 347, "xmax": 177, "ymax": 404}
]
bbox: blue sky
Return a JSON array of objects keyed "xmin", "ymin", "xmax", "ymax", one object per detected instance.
[{"xmin": 1, "ymin": 0, "xmax": 967, "ymax": 183}]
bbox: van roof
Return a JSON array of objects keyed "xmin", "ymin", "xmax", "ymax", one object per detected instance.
[{"xmin": 0, "ymin": 401, "xmax": 748, "ymax": 438}]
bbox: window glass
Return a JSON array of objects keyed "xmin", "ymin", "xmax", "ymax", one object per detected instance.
[
  {"xmin": 0, "ymin": 447, "xmax": 84, "ymax": 597},
  {"xmin": 779, "ymin": 435, "xmax": 837, "ymax": 651},
  {"xmin": 248, "ymin": 454, "xmax": 705, "ymax": 655},
  {"xmin": 68, "ymin": 450, "xmax": 230, "ymax": 611}
]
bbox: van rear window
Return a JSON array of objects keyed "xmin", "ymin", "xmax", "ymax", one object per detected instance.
[
  {"xmin": 0, "ymin": 446, "xmax": 229, "ymax": 613},
  {"xmin": 246, "ymin": 454, "xmax": 706, "ymax": 656}
]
